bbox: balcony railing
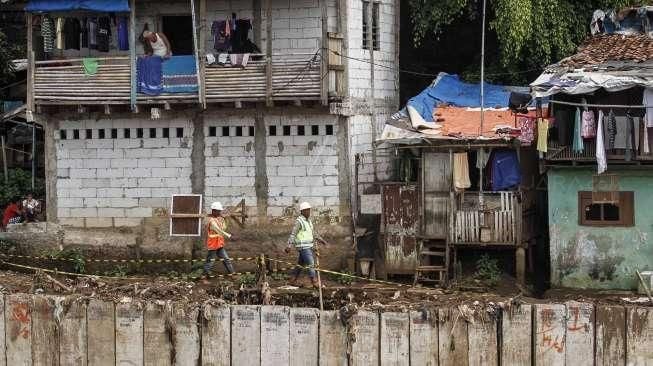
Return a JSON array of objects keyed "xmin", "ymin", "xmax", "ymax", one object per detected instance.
[
  {"xmin": 546, "ymin": 141, "xmax": 653, "ymax": 162},
  {"xmin": 451, "ymin": 191, "xmax": 519, "ymax": 246}
]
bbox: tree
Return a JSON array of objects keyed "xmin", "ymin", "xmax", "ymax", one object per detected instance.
[
  {"xmin": 406, "ymin": 0, "xmax": 640, "ymax": 85},
  {"xmin": 0, "ymin": 30, "xmax": 18, "ymax": 85}
]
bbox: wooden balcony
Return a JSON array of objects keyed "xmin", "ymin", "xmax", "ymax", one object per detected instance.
[
  {"xmin": 546, "ymin": 141, "xmax": 653, "ymax": 162},
  {"xmin": 450, "ymin": 191, "xmax": 520, "ymax": 246}
]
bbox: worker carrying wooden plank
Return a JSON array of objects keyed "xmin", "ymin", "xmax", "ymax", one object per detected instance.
[{"xmin": 201, "ymin": 201, "xmax": 235, "ymax": 283}]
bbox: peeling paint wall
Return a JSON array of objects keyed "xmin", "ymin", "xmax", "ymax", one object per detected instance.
[{"xmin": 548, "ymin": 168, "xmax": 653, "ymax": 289}]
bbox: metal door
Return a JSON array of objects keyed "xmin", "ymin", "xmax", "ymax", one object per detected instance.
[
  {"xmin": 423, "ymin": 152, "xmax": 451, "ymax": 239},
  {"xmin": 380, "ymin": 184, "xmax": 419, "ymax": 274}
]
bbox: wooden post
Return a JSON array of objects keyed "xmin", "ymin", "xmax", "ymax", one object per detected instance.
[
  {"xmin": 253, "ymin": 0, "xmax": 262, "ymax": 47},
  {"xmin": 198, "ymin": 0, "xmax": 207, "ymax": 109},
  {"xmin": 320, "ymin": 0, "xmax": 329, "ymax": 105},
  {"xmin": 190, "ymin": 0, "xmax": 204, "ymax": 108},
  {"xmin": 1, "ymin": 134, "xmax": 7, "ymax": 184},
  {"xmin": 26, "ymin": 13, "xmax": 34, "ymax": 112},
  {"xmin": 265, "ymin": 0, "xmax": 273, "ymax": 107},
  {"xmin": 129, "ymin": 0, "xmax": 136, "ymax": 110},
  {"xmin": 337, "ymin": 0, "xmax": 349, "ymax": 97},
  {"xmin": 31, "ymin": 123, "xmax": 35, "ymax": 189}
]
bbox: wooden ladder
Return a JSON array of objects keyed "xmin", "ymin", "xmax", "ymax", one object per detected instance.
[{"xmin": 414, "ymin": 239, "xmax": 449, "ymax": 286}]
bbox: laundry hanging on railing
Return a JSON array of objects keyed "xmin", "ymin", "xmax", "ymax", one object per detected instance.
[
  {"xmin": 137, "ymin": 56, "xmax": 164, "ymax": 96},
  {"xmin": 210, "ymin": 16, "xmax": 259, "ymax": 54},
  {"xmin": 162, "ymin": 55, "xmax": 198, "ymax": 94}
]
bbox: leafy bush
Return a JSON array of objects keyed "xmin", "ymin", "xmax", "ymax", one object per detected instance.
[
  {"xmin": 41, "ymin": 248, "xmax": 86, "ymax": 274},
  {"xmin": 474, "ymin": 254, "xmax": 501, "ymax": 287},
  {"xmin": 237, "ymin": 273, "xmax": 257, "ymax": 286},
  {"xmin": 0, "ymin": 169, "xmax": 45, "ymax": 209},
  {"xmin": 330, "ymin": 270, "xmax": 354, "ymax": 286}
]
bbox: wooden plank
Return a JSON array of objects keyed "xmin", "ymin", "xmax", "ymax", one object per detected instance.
[
  {"xmin": 467, "ymin": 317, "xmax": 498, "ymax": 366},
  {"xmin": 409, "ymin": 310, "xmax": 438, "ymax": 366},
  {"xmin": 231, "ymin": 306, "xmax": 260, "ymax": 366},
  {"xmin": 201, "ymin": 305, "xmax": 230, "ymax": 366},
  {"xmin": 534, "ymin": 303, "xmax": 566, "ymax": 365},
  {"xmin": 143, "ymin": 303, "xmax": 172, "ymax": 366},
  {"xmin": 31, "ymin": 295, "xmax": 58, "ymax": 366},
  {"xmin": 173, "ymin": 305, "xmax": 200, "ymax": 366},
  {"xmin": 0, "ymin": 296, "xmax": 5, "ymax": 366},
  {"xmin": 318, "ymin": 311, "xmax": 347, "ymax": 366},
  {"xmin": 115, "ymin": 302, "xmax": 144, "ymax": 366},
  {"xmin": 87, "ymin": 300, "xmax": 115, "ymax": 366},
  {"xmin": 501, "ymin": 304, "xmax": 532, "ymax": 366},
  {"xmin": 349, "ymin": 311, "xmax": 379, "ymax": 366},
  {"xmin": 27, "ymin": 14, "xmax": 34, "ymax": 112},
  {"xmin": 320, "ymin": 0, "xmax": 329, "ymax": 105},
  {"xmin": 5, "ymin": 294, "xmax": 32, "ymax": 366},
  {"xmin": 59, "ymin": 301, "xmax": 87, "ymax": 366},
  {"xmin": 264, "ymin": 0, "xmax": 272, "ymax": 107},
  {"xmin": 380, "ymin": 312, "xmax": 409, "ymax": 366},
  {"xmin": 438, "ymin": 308, "xmax": 468, "ymax": 366},
  {"xmin": 261, "ymin": 306, "xmax": 290, "ymax": 366},
  {"xmin": 595, "ymin": 305, "xmax": 626, "ymax": 366},
  {"xmin": 290, "ymin": 308, "xmax": 319, "ymax": 366},
  {"xmin": 565, "ymin": 301, "xmax": 595, "ymax": 366},
  {"xmin": 626, "ymin": 307, "xmax": 653, "ymax": 365}
]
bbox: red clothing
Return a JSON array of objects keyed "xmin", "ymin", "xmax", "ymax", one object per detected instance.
[{"xmin": 2, "ymin": 203, "xmax": 20, "ymax": 227}]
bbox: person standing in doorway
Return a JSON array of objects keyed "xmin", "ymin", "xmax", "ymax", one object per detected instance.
[
  {"xmin": 142, "ymin": 30, "xmax": 172, "ymax": 58},
  {"xmin": 201, "ymin": 202, "xmax": 235, "ymax": 284},
  {"xmin": 285, "ymin": 202, "xmax": 326, "ymax": 288}
]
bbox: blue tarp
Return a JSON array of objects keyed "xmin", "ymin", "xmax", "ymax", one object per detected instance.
[
  {"xmin": 404, "ymin": 73, "xmax": 516, "ymax": 122},
  {"xmin": 25, "ymin": 0, "xmax": 130, "ymax": 12}
]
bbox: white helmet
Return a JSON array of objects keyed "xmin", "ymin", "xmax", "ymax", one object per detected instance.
[
  {"xmin": 210, "ymin": 201, "xmax": 223, "ymax": 211},
  {"xmin": 299, "ymin": 202, "xmax": 311, "ymax": 211}
]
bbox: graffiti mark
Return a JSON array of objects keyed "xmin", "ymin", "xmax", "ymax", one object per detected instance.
[
  {"xmin": 540, "ymin": 308, "xmax": 555, "ymax": 328},
  {"xmin": 10, "ymin": 303, "xmax": 30, "ymax": 339},
  {"xmin": 567, "ymin": 306, "xmax": 589, "ymax": 332},
  {"xmin": 541, "ymin": 332, "xmax": 565, "ymax": 353}
]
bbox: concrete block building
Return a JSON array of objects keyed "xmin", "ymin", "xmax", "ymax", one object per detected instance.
[{"xmin": 18, "ymin": 0, "xmax": 400, "ymax": 266}]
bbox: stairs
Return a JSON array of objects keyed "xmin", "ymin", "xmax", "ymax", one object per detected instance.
[{"xmin": 414, "ymin": 240, "xmax": 449, "ymax": 286}]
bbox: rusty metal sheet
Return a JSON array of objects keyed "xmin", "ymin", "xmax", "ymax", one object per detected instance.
[
  {"xmin": 170, "ymin": 194, "xmax": 202, "ymax": 236},
  {"xmin": 595, "ymin": 305, "xmax": 626, "ymax": 366},
  {"xmin": 381, "ymin": 184, "xmax": 419, "ymax": 274}
]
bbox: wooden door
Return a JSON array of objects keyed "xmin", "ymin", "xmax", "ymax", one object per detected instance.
[{"xmin": 423, "ymin": 152, "xmax": 451, "ymax": 239}]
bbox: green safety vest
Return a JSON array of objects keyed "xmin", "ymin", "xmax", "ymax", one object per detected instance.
[{"xmin": 294, "ymin": 216, "xmax": 314, "ymax": 248}]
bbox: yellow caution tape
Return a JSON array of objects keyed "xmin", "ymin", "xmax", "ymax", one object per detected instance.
[{"xmin": 0, "ymin": 253, "xmax": 256, "ymax": 264}]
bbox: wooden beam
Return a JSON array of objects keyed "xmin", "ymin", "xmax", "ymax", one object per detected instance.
[
  {"xmin": 26, "ymin": 13, "xmax": 34, "ymax": 112},
  {"xmin": 253, "ymin": 0, "xmax": 262, "ymax": 48},
  {"xmin": 338, "ymin": 0, "xmax": 349, "ymax": 97},
  {"xmin": 265, "ymin": 0, "xmax": 273, "ymax": 107},
  {"xmin": 198, "ymin": 0, "xmax": 207, "ymax": 109},
  {"xmin": 320, "ymin": 0, "xmax": 329, "ymax": 106},
  {"xmin": 129, "ymin": 0, "xmax": 136, "ymax": 110},
  {"xmin": 190, "ymin": 0, "xmax": 204, "ymax": 108}
]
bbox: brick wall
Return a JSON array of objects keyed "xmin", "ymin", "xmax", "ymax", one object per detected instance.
[{"xmin": 55, "ymin": 117, "xmax": 193, "ymax": 228}]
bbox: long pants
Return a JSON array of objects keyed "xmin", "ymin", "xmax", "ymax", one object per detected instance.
[
  {"xmin": 292, "ymin": 248, "xmax": 316, "ymax": 279},
  {"xmin": 203, "ymin": 248, "xmax": 234, "ymax": 274}
]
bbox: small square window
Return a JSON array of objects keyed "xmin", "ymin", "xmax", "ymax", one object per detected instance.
[
  {"xmin": 98, "ymin": 129, "xmax": 106, "ymax": 139},
  {"xmin": 73, "ymin": 129, "xmax": 80, "ymax": 140},
  {"xmin": 297, "ymin": 126, "xmax": 305, "ymax": 136},
  {"xmin": 162, "ymin": 128, "xmax": 170, "ymax": 138},
  {"xmin": 209, "ymin": 126, "xmax": 217, "ymax": 137},
  {"xmin": 86, "ymin": 129, "xmax": 93, "ymax": 139},
  {"xmin": 283, "ymin": 126, "xmax": 291, "ymax": 136},
  {"xmin": 124, "ymin": 128, "xmax": 131, "ymax": 138},
  {"xmin": 136, "ymin": 128, "xmax": 144, "ymax": 138},
  {"xmin": 579, "ymin": 191, "xmax": 634, "ymax": 227},
  {"xmin": 311, "ymin": 125, "xmax": 319, "ymax": 135},
  {"xmin": 236, "ymin": 126, "xmax": 243, "ymax": 136},
  {"xmin": 325, "ymin": 125, "xmax": 334, "ymax": 135},
  {"xmin": 269, "ymin": 126, "xmax": 277, "ymax": 136},
  {"xmin": 222, "ymin": 126, "xmax": 230, "ymax": 137},
  {"xmin": 176, "ymin": 128, "xmax": 184, "ymax": 138},
  {"xmin": 149, "ymin": 128, "xmax": 157, "ymax": 138},
  {"xmin": 111, "ymin": 128, "xmax": 118, "ymax": 139},
  {"xmin": 60, "ymin": 130, "xmax": 67, "ymax": 140},
  {"xmin": 249, "ymin": 126, "xmax": 255, "ymax": 136}
]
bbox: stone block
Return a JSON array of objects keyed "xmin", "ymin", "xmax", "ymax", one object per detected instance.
[
  {"xmin": 137, "ymin": 178, "xmax": 166, "ymax": 188},
  {"xmin": 81, "ymin": 178, "xmax": 111, "ymax": 189},
  {"xmin": 85, "ymin": 140, "xmax": 114, "ymax": 149},
  {"xmin": 57, "ymin": 168, "xmax": 70, "ymax": 178},
  {"xmin": 125, "ymin": 188, "xmax": 151, "ymax": 198},
  {"xmin": 232, "ymin": 177, "xmax": 255, "ymax": 187},
  {"xmin": 278, "ymin": 166, "xmax": 307, "ymax": 176},
  {"xmin": 111, "ymin": 159, "xmax": 138, "ymax": 168},
  {"xmin": 110, "ymin": 198, "xmax": 139, "ymax": 208},
  {"xmin": 97, "ymin": 208, "xmax": 126, "ymax": 218},
  {"xmin": 150, "ymin": 148, "xmax": 180, "ymax": 158},
  {"xmin": 125, "ymin": 207, "xmax": 153, "ymax": 218},
  {"xmin": 150, "ymin": 167, "xmax": 180, "ymax": 178},
  {"xmin": 206, "ymin": 177, "xmax": 232, "ymax": 187},
  {"xmin": 266, "ymin": 156, "xmax": 294, "ymax": 167},
  {"xmin": 70, "ymin": 207, "xmax": 98, "ymax": 217},
  {"xmin": 124, "ymin": 168, "xmax": 152, "ymax": 178},
  {"xmin": 143, "ymin": 138, "xmax": 171, "ymax": 148},
  {"xmin": 307, "ymin": 165, "xmax": 338, "ymax": 176},
  {"xmin": 205, "ymin": 157, "xmax": 231, "ymax": 167},
  {"xmin": 58, "ymin": 178, "xmax": 83, "ymax": 189},
  {"xmin": 124, "ymin": 149, "xmax": 152, "ymax": 159},
  {"xmin": 97, "ymin": 188, "xmax": 124, "ymax": 198},
  {"xmin": 151, "ymin": 188, "xmax": 181, "ymax": 198},
  {"xmin": 97, "ymin": 148, "xmax": 124, "ymax": 159},
  {"xmin": 59, "ymin": 198, "xmax": 84, "ymax": 208},
  {"xmin": 83, "ymin": 159, "xmax": 111, "ymax": 169},
  {"xmin": 83, "ymin": 198, "xmax": 111, "ymax": 208},
  {"xmin": 59, "ymin": 159, "xmax": 84, "ymax": 169},
  {"xmin": 220, "ymin": 167, "xmax": 249, "ymax": 177},
  {"xmin": 115, "ymin": 139, "xmax": 141, "ymax": 148},
  {"xmin": 110, "ymin": 178, "xmax": 138, "ymax": 188},
  {"xmin": 137, "ymin": 158, "xmax": 166, "ymax": 168},
  {"xmin": 58, "ymin": 207, "xmax": 71, "ymax": 218},
  {"xmin": 69, "ymin": 168, "xmax": 97, "ymax": 179},
  {"xmin": 57, "ymin": 187, "xmax": 71, "ymax": 198},
  {"xmin": 311, "ymin": 185, "xmax": 339, "ymax": 197},
  {"xmin": 114, "ymin": 218, "xmax": 143, "ymax": 227},
  {"xmin": 268, "ymin": 176, "xmax": 294, "ymax": 187},
  {"xmin": 139, "ymin": 198, "xmax": 169, "ymax": 209},
  {"xmin": 69, "ymin": 188, "xmax": 97, "ymax": 198},
  {"xmin": 281, "ymin": 186, "xmax": 311, "ymax": 197},
  {"xmin": 58, "ymin": 218, "xmax": 85, "ymax": 227},
  {"xmin": 85, "ymin": 218, "xmax": 113, "ymax": 228},
  {"xmin": 165, "ymin": 158, "xmax": 189, "ymax": 168},
  {"xmin": 96, "ymin": 168, "xmax": 124, "ymax": 179}
]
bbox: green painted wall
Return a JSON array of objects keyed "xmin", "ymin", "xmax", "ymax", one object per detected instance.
[{"xmin": 548, "ymin": 168, "xmax": 653, "ymax": 289}]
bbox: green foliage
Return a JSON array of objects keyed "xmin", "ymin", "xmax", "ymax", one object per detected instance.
[
  {"xmin": 271, "ymin": 271, "xmax": 289, "ymax": 281},
  {"xmin": 41, "ymin": 248, "xmax": 86, "ymax": 274},
  {"xmin": 0, "ymin": 30, "xmax": 19, "ymax": 85},
  {"xmin": 237, "ymin": 273, "xmax": 257, "ymax": 286},
  {"xmin": 0, "ymin": 169, "xmax": 45, "ymax": 209},
  {"xmin": 330, "ymin": 270, "xmax": 354, "ymax": 286},
  {"xmin": 103, "ymin": 265, "xmax": 130, "ymax": 277},
  {"xmin": 474, "ymin": 254, "xmax": 501, "ymax": 287},
  {"xmin": 408, "ymin": 0, "xmax": 641, "ymax": 83}
]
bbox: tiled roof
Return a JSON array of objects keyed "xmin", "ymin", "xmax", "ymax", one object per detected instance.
[{"xmin": 554, "ymin": 34, "xmax": 653, "ymax": 70}]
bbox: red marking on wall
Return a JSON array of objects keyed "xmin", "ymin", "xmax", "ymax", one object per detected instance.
[
  {"xmin": 11, "ymin": 303, "xmax": 30, "ymax": 339},
  {"xmin": 541, "ymin": 332, "xmax": 565, "ymax": 353},
  {"xmin": 567, "ymin": 306, "xmax": 589, "ymax": 332}
]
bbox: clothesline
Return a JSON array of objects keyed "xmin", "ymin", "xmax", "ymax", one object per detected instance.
[{"xmin": 547, "ymin": 99, "xmax": 648, "ymax": 109}]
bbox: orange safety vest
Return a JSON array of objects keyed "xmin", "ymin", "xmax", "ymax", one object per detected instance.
[{"xmin": 206, "ymin": 216, "xmax": 227, "ymax": 250}]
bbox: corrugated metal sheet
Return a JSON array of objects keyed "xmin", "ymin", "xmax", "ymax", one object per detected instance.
[{"xmin": 380, "ymin": 184, "xmax": 419, "ymax": 274}]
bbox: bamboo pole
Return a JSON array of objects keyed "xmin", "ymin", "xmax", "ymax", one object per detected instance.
[
  {"xmin": 129, "ymin": 0, "xmax": 137, "ymax": 110},
  {"xmin": 1, "ymin": 134, "xmax": 8, "ymax": 185},
  {"xmin": 265, "ymin": 0, "xmax": 272, "ymax": 107}
]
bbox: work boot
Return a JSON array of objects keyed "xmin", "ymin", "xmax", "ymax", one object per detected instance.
[
  {"xmin": 289, "ymin": 276, "xmax": 300, "ymax": 286},
  {"xmin": 311, "ymin": 277, "xmax": 320, "ymax": 288}
]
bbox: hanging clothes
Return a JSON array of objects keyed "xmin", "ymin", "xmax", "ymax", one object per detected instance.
[
  {"xmin": 211, "ymin": 20, "xmax": 231, "ymax": 52},
  {"xmin": 88, "ymin": 17, "xmax": 98, "ymax": 49},
  {"xmin": 117, "ymin": 17, "xmax": 129, "ymax": 51},
  {"xmin": 644, "ymin": 122, "xmax": 650, "ymax": 154},
  {"xmin": 537, "ymin": 118, "xmax": 549, "ymax": 153},
  {"xmin": 581, "ymin": 110, "xmax": 597, "ymax": 138},
  {"xmin": 606, "ymin": 109, "xmax": 617, "ymax": 149},
  {"xmin": 476, "ymin": 148, "xmax": 491, "ymax": 169},
  {"xmin": 229, "ymin": 53, "xmax": 249, "ymax": 68},
  {"xmin": 517, "ymin": 117, "xmax": 535, "ymax": 145},
  {"xmin": 80, "ymin": 18, "xmax": 88, "ymax": 48},
  {"xmin": 83, "ymin": 57, "xmax": 98, "ymax": 76},
  {"xmin": 96, "ymin": 16, "xmax": 111, "ymax": 52},
  {"xmin": 231, "ymin": 19, "xmax": 252, "ymax": 53},
  {"xmin": 41, "ymin": 16, "xmax": 54, "ymax": 53},
  {"xmin": 554, "ymin": 109, "xmax": 572, "ymax": 145},
  {"xmin": 643, "ymin": 88, "xmax": 653, "ymax": 127},
  {"xmin": 137, "ymin": 56, "xmax": 163, "ymax": 95},
  {"xmin": 453, "ymin": 153, "xmax": 471, "ymax": 191},
  {"xmin": 572, "ymin": 107, "xmax": 584, "ymax": 152},
  {"xmin": 55, "ymin": 17, "xmax": 64, "ymax": 49},
  {"xmin": 596, "ymin": 110, "xmax": 607, "ymax": 174},
  {"xmin": 63, "ymin": 18, "xmax": 81, "ymax": 50},
  {"xmin": 491, "ymin": 150, "xmax": 521, "ymax": 191}
]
